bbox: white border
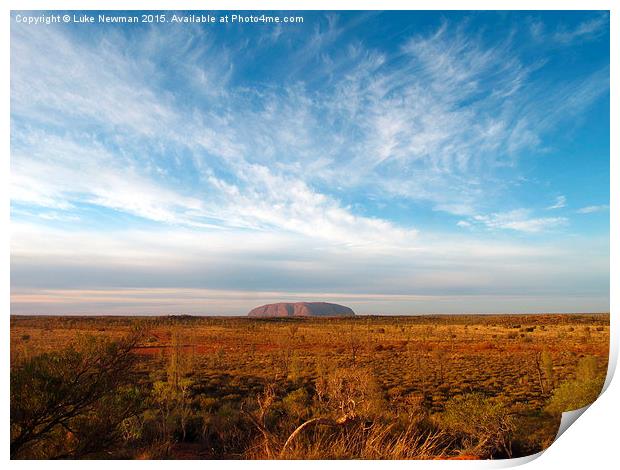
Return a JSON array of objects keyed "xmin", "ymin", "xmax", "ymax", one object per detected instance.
[{"xmin": 2, "ymin": 1, "xmax": 617, "ymax": 468}]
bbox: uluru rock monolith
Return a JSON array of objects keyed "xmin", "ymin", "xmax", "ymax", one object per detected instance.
[{"xmin": 247, "ymin": 302, "xmax": 355, "ymax": 318}]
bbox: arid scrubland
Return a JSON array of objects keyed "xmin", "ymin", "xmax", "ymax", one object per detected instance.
[{"xmin": 10, "ymin": 314, "xmax": 609, "ymax": 460}]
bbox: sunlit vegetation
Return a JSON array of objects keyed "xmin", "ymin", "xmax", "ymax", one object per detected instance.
[{"xmin": 10, "ymin": 313, "xmax": 609, "ymax": 459}]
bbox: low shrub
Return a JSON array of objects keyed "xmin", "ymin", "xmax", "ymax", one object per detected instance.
[
  {"xmin": 436, "ymin": 393, "xmax": 514, "ymax": 458},
  {"xmin": 546, "ymin": 356, "xmax": 605, "ymax": 414}
]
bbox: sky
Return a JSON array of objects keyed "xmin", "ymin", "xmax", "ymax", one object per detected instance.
[{"xmin": 10, "ymin": 10, "xmax": 610, "ymax": 315}]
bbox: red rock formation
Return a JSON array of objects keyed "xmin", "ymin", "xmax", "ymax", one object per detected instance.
[{"xmin": 247, "ymin": 302, "xmax": 355, "ymax": 317}]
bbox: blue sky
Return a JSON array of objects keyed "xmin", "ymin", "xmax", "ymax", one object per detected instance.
[{"xmin": 10, "ymin": 11, "xmax": 610, "ymax": 315}]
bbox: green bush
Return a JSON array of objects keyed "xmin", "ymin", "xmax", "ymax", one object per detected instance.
[
  {"xmin": 282, "ymin": 388, "xmax": 311, "ymax": 420},
  {"xmin": 10, "ymin": 332, "xmax": 144, "ymax": 459},
  {"xmin": 546, "ymin": 356, "xmax": 605, "ymax": 414},
  {"xmin": 437, "ymin": 393, "xmax": 514, "ymax": 458}
]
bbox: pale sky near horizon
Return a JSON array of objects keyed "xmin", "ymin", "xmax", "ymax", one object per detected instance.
[{"xmin": 10, "ymin": 11, "xmax": 609, "ymax": 315}]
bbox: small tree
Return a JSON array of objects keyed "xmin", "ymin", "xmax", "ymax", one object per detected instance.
[
  {"xmin": 541, "ymin": 349, "xmax": 555, "ymax": 390},
  {"xmin": 324, "ymin": 367, "xmax": 383, "ymax": 420},
  {"xmin": 10, "ymin": 329, "xmax": 145, "ymax": 459},
  {"xmin": 242, "ymin": 384, "xmax": 278, "ymax": 458},
  {"xmin": 287, "ymin": 324, "xmax": 299, "ymax": 342},
  {"xmin": 152, "ymin": 329, "xmax": 196, "ymax": 444},
  {"xmin": 347, "ymin": 326, "xmax": 362, "ymax": 364},
  {"xmin": 534, "ymin": 349, "xmax": 555, "ymax": 395},
  {"xmin": 432, "ymin": 348, "xmax": 446, "ymax": 384}
]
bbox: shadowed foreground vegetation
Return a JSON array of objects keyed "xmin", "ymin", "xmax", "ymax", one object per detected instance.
[{"xmin": 10, "ymin": 314, "xmax": 609, "ymax": 459}]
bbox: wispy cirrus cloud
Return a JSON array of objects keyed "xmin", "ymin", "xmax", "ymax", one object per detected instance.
[
  {"xmin": 576, "ymin": 205, "xmax": 609, "ymax": 214},
  {"xmin": 547, "ymin": 195, "xmax": 567, "ymax": 210},
  {"xmin": 10, "ymin": 12, "xmax": 610, "ymax": 313},
  {"xmin": 11, "ymin": 16, "xmax": 608, "ymax": 232},
  {"xmin": 553, "ymin": 14, "xmax": 609, "ymax": 44},
  {"xmin": 462, "ymin": 209, "xmax": 569, "ymax": 233},
  {"xmin": 528, "ymin": 13, "xmax": 609, "ymax": 45}
]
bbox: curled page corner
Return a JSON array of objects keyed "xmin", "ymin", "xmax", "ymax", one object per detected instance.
[
  {"xmin": 601, "ymin": 349, "xmax": 617, "ymax": 395},
  {"xmin": 490, "ymin": 404, "xmax": 595, "ymax": 468},
  {"xmin": 491, "ymin": 450, "xmax": 544, "ymax": 468},
  {"xmin": 554, "ymin": 404, "xmax": 591, "ymax": 441}
]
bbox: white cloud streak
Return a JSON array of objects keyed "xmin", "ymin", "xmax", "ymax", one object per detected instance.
[
  {"xmin": 547, "ymin": 195, "xmax": 567, "ymax": 210},
  {"xmin": 553, "ymin": 14, "xmax": 609, "ymax": 44},
  {"xmin": 469, "ymin": 209, "xmax": 568, "ymax": 233},
  {"xmin": 576, "ymin": 205, "xmax": 609, "ymax": 214},
  {"xmin": 10, "ymin": 221, "xmax": 608, "ymax": 300}
]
